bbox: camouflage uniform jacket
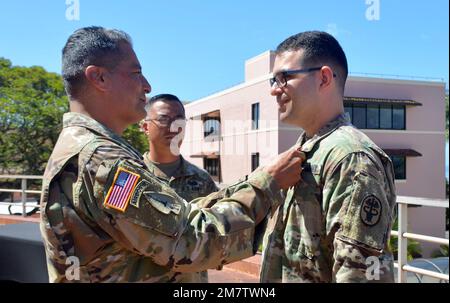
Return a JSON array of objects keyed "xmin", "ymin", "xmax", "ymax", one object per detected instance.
[
  {"xmin": 260, "ymin": 113, "xmax": 397, "ymax": 283},
  {"xmin": 40, "ymin": 112, "xmax": 281, "ymax": 283},
  {"xmin": 143, "ymin": 153, "xmax": 219, "ymax": 282},
  {"xmin": 143, "ymin": 153, "xmax": 219, "ymax": 202}
]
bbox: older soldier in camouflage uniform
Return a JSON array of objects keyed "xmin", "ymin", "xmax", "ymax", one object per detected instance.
[
  {"xmin": 40, "ymin": 26, "xmax": 304, "ymax": 283},
  {"xmin": 261, "ymin": 31, "xmax": 397, "ymax": 283},
  {"xmin": 141, "ymin": 94, "xmax": 219, "ymax": 282}
]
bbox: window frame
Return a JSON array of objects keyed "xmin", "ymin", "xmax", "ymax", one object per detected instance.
[
  {"xmin": 203, "ymin": 117, "xmax": 221, "ymax": 138},
  {"xmin": 251, "ymin": 152, "xmax": 260, "ymax": 172},
  {"xmin": 344, "ymin": 103, "xmax": 406, "ymax": 130},
  {"xmin": 251, "ymin": 102, "xmax": 260, "ymax": 130},
  {"xmin": 203, "ymin": 158, "xmax": 220, "ymax": 177},
  {"xmin": 390, "ymin": 155, "xmax": 407, "ymax": 180}
]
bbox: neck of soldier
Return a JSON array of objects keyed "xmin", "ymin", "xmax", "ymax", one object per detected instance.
[
  {"xmin": 302, "ymin": 95, "xmax": 344, "ymax": 138},
  {"xmin": 148, "ymin": 141, "xmax": 180, "ymax": 164},
  {"xmin": 70, "ymin": 98, "xmax": 127, "ymax": 135}
]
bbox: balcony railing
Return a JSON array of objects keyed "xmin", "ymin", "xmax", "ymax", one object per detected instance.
[
  {"xmin": 0, "ymin": 175, "xmax": 43, "ymax": 217},
  {"xmin": 392, "ymin": 195, "xmax": 449, "ymax": 283},
  {"xmin": 0, "ymin": 175, "xmax": 448, "ymax": 282}
]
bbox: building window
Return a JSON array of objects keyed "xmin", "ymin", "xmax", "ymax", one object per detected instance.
[
  {"xmin": 353, "ymin": 104, "xmax": 367, "ymax": 129},
  {"xmin": 367, "ymin": 104, "xmax": 379, "ymax": 129},
  {"xmin": 204, "ymin": 158, "xmax": 219, "ymax": 177},
  {"xmin": 251, "ymin": 153, "xmax": 260, "ymax": 172},
  {"xmin": 344, "ymin": 103, "xmax": 406, "ymax": 130},
  {"xmin": 380, "ymin": 105, "xmax": 392, "ymax": 129},
  {"xmin": 252, "ymin": 102, "xmax": 260, "ymax": 130},
  {"xmin": 390, "ymin": 155, "xmax": 406, "ymax": 180},
  {"xmin": 203, "ymin": 118, "xmax": 220, "ymax": 137},
  {"xmin": 392, "ymin": 105, "xmax": 405, "ymax": 130}
]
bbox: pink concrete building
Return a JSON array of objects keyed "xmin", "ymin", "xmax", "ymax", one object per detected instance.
[{"xmin": 181, "ymin": 51, "xmax": 447, "ymax": 257}]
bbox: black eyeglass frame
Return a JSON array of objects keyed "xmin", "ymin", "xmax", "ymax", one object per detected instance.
[
  {"xmin": 144, "ymin": 116, "xmax": 187, "ymax": 127},
  {"xmin": 270, "ymin": 66, "xmax": 337, "ymax": 88}
]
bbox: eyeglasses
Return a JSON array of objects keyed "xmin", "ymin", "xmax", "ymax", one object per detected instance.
[
  {"xmin": 145, "ymin": 116, "xmax": 187, "ymax": 127},
  {"xmin": 269, "ymin": 67, "xmax": 336, "ymax": 88}
]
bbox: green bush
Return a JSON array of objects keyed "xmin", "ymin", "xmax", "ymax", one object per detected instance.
[{"xmin": 431, "ymin": 245, "xmax": 449, "ymax": 258}]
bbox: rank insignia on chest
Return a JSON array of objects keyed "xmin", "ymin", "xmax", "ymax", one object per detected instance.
[{"xmin": 104, "ymin": 167, "xmax": 140, "ymax": 212}]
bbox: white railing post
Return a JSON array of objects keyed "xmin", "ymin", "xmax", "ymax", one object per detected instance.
[
  {"xmin": 21, "ymin": 178, "xmax": 27, "ymax": 217},
  {"xmin": 398, "ymin": 203, "xmax": 408, "ymax": 283}
]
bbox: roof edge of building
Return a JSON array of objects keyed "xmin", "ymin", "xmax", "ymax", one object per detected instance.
[
  {"xmin": 348, "ymin": 75, "xmax": 446, "ymax": 87},
  {"xmin": 244, "ymin": 50, "xmax": 273, "ymax": 65},
  {"xmin": 185, "ymin": 74, "xmax": 446, "ymax": 108}
]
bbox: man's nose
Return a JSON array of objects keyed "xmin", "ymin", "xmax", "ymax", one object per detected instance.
[
  {"xmin": 270, "ymin": 85, "xmax": 282, "ymax": 96},
  {"xmin": 142, "ymin": 76, "xmax": 151, "ymax": 94}
]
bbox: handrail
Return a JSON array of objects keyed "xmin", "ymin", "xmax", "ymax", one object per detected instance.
[
  {"xmin": 396, "ymin": 195, "xmax": 448, "ymax": 208},
  {"xmin": 391, "ymin": 230, "xmax": 448, "ymax": 245},
  {"xmin": 0, "ymin": 175, "xmax": 42, "ymax": 217},
  {"xmin": 395, "ymin": 196, "xmax": 449, "ymax": 283},
  {"xmin": 0, "ymin": 175, "xmax": 44, "ymax": 180},
  {"xmin": 0, "ymin": 189, "xmax": 42, "ymax": 194}
]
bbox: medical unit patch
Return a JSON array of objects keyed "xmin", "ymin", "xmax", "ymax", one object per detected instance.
[{"xmin": 104, "ymin": 168, "xmax": 140, "ymax": 212}]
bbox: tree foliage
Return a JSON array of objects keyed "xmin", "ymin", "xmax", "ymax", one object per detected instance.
[
  {"xmin": 123, "ymin": 123, "xmax": 148, "ymax": 154},
  {"xmin": 0, "ymin": 58, "xmax": 68, "ymax": 175}
]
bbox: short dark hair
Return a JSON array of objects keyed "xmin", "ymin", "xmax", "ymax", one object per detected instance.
[
  {"xmin": 62, "ymin": 26, "xmax": 132, "ymax": 98},
  {"xmin": 147, "ymin": 94, "xmax": 185, "ymax": 113},
  {"xmin": 275, "ymin": 31, "xmax": 348, "ymax": 93}
]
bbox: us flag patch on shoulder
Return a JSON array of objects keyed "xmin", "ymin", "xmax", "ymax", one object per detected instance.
[{"xmin": 104, "ymin": 167, "xmax": 140, "ymax": 212}]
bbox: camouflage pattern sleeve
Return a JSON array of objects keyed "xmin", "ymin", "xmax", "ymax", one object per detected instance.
[
  {"xmin": 322, "ymin": 152, "xmax": 396, "ymax": 283},
  {"xmin": 82, "ymin": 145, "xmax": 282, "ymax": 273}
]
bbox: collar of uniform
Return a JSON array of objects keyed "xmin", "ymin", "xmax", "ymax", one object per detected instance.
[
  {"xmin": 63, "ymin": 112, "xmax": 143, "ymax": 160},
  {"xmin": 143, "ymin": 151, "xmax": 168, "ymax": 180},
  {"xmin": 299, "ymin": 112, "xmax": 350, "ymax": 153},
  {"xmin": 143, "ymin": 153, "xmax": 195, "ymax": 181},
  {"xmin": 176, "ymin": 156, "xmax": 196, "ymax": 178}
]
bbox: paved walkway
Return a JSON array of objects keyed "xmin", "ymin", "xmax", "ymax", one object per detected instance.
[
  {"xmin": 208, "ymin": 254, "xmax": 261, "ymax": 283},
  {"xmin": 208, "ymin": 267, "xmax": 259, "ymax": 283}
]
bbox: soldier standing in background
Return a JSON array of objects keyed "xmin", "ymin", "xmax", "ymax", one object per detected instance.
[{"xmin": 141, "ymin": 93, "xmax": 219, "ymax": 282}]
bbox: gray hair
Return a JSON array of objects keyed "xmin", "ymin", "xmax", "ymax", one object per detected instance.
[{"xmin": 62, "ymin": 26, "xmax": 132, "ymax": 97}]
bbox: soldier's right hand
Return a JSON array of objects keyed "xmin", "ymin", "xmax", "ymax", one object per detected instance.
[{"xmin": 263, "ymin": 147, "xmax": 306, "ymax": 190}]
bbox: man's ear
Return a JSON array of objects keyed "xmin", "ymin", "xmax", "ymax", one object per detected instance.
[
  {"xmin": 140, "ymin": 120, "xmax": 150, "ymax": 135},
  {"xmin": 318, "ymin": 66, "xmax": 334, "ymax": 90},
  {"xmin": 85, "ymin": 65, "xmax": 109, "ymax": 92}
]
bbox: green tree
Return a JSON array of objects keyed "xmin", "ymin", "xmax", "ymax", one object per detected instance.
[
  {"xmin": 0, "ymin": 58, "xmax": 68, "ymax": 175},
  {"xmin": 123, "ymin": 123, "xmax": 148, "ymax": 154}
]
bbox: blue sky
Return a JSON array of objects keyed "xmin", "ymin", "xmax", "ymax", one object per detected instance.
[{"xmin": 0, "ymin": 0, "xmax": 448, "ymax": 101}]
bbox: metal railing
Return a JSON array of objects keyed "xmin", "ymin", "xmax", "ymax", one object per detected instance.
[
  {"xmin": 392, "ymin": 195, "xmax": 449, "ymax": 283},
  {"xmin": 0, "ymin": 175, "xmax": 43, "ymax": 217}
]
